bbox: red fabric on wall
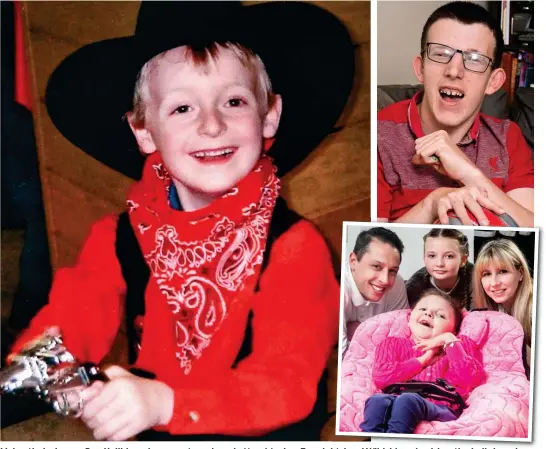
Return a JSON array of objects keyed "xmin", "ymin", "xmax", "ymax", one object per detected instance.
[{"xmin": 14, "ymin": 1, "xmax": 33, "ymax": 111}]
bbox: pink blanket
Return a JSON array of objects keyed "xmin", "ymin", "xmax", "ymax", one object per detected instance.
[{"xmin": 339, "ymin": 310, "xmax": 529, "ymax": 438}]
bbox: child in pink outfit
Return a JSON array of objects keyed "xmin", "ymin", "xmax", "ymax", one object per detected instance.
[{"xmin": 361, "ymin": 289, "xmax": 486, "ymax": 434}]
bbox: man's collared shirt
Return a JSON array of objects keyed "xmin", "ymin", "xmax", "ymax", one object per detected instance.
[{"xmin": 377, "ymin": 92, "xmax": 534, "ymax": 221}]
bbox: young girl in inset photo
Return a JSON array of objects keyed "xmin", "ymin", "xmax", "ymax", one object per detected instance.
[
  {"xmin": 406, "ymin": 229, "xmax": 473, "ymax": 309},
  {"xmin": 473, "ymin": 239, "xmax": 533, "ymax": 378},
  {"xmin": 360, "ymin": 289, "xmax": 486, "ymax": 434}
]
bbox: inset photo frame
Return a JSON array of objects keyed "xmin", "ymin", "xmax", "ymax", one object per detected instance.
[{"xmin": 337, "ymin": 222, "xmax": 538, "ymax": 442}]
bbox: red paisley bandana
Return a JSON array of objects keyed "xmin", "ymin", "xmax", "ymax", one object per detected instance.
[{"xmin": 127, "ymin": 152, "xmax": 280, "ymax": 374}]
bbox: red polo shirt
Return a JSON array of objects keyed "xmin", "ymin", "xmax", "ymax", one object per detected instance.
[{"xmin": 377, "ymin": 92, "xmax": 534, "ymax": 221}]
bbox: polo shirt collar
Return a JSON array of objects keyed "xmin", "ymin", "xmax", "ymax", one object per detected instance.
[{"xmin": 407, "ymin": 91, "xmax": 481, "ymax": 143}]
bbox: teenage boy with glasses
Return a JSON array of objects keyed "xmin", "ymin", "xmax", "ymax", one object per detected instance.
[{"xmin": 377, "ymin": 1, "xmax": 533, "ymax": 227}]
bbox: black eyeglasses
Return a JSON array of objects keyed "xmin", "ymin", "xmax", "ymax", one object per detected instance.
[{"xmin": 424, "ymin": 43, "xmax": 493, "ymax": 73}]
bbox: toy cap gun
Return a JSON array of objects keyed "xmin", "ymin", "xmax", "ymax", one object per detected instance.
[{"xmin": 0, "ymin": 333, "xmax": 106, "ymax": 417}]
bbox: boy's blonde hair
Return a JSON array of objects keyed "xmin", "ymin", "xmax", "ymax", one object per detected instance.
[
  {"xmin": 130, "ymin": 42, "xmax": 275, "ymax": 126},
  {"xmin": 473, "ymin": 239, "xmax": 533, "ymax": 346}
]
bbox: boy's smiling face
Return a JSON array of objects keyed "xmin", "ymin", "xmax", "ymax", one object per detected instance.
[
  {"xmin": 413, "ymin": 19, "xmax": 504, "ymax": 137},
  {"xmin": 129, "ymin": 45, "xmax": 282, "ymax": 211}
]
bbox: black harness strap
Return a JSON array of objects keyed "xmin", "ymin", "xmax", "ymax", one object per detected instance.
[
  {"xmin": 115, "ymin": 211, "xmax": 149, "ymax": 366},
  {"xmin": 115, "ymin": 198, "xmax": 328, "ymax": 440}
]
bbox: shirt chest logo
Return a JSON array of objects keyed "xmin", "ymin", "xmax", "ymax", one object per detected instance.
[{"xmin": 489, "ymin": 156, "xmax": 499, "ymax": 171}]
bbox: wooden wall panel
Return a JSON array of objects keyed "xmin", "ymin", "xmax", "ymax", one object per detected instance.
[
  {"xmin": 282, "ymin": 123, "xmax": 370, "ymax": 217},
  {"xmin": 22, "ymin": 1, "xmax": 370, "ymax": 270}
]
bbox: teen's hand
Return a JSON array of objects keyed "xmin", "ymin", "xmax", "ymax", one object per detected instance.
[
  {"xmin": 425, "ymin": 186, "xmax": 504, "ymax": 226},
  {"xmin": 416, "ymin": 348, "xmax": 442, "ymax": 367},
  {"xmin": 79, "ymin": 365, "xmax": 174, "ymax": 441},
  {"xmin": 413, "ymin": 130, "xmax": 482, "ymax": 184}
]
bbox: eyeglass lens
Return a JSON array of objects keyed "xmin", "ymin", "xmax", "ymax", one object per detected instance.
[{"xmin": 427, "ymin": 43, "xmax": 490, "ymax": 72}]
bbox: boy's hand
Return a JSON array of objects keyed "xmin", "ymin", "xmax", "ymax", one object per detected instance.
[
  {"xmin": 79, "ymin": 365, "xmax": 174, "ymax": 441},
  {"xmin": 413, "ymin": 130, "xmax": 482, "ymax": 184},
  {"xmin": 424, "ymin": 186, "xmax": 504, "ymax": 226}
]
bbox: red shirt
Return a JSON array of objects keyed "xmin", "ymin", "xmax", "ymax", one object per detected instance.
[
  {"xmin": 377, "ymin": 92, "xmax": 534, "ymax": 220},
  {"xmin": 12, "ymin": 214, "xmax": 340, "ymax": 436}
]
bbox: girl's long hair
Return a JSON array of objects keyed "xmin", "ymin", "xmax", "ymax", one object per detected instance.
[{"xmin": 473, "ymin": 239, "xmax": 533, "ymax": 346}]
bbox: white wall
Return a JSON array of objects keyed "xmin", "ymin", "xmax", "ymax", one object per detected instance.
[
  {"xmin": 378, "ymin": 1, "xmax": 490, "ymax": 85},
  {"xmin": 344, "ymin": 224, "xmax": 475, "ymax": 281}
]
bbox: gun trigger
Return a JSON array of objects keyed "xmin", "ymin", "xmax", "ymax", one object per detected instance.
[{"xmin": 52, "ymin": 391, "xmax": 83, "ymax": 418}]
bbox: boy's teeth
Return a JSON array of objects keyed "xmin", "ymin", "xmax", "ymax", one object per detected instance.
[
  {"xmin": 440, "ymin": 88, "xmax": 464, "ymax": 98},
  {"xmin": 193, "ymin": 148, "xmax": 234, "ymax": 159}
]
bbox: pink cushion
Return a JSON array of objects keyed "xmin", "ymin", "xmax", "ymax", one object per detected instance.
[{"xmin": 338, "ymin": 309, "xmax": 529, "ymax": 437}]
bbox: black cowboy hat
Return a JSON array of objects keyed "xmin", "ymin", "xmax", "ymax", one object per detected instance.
[{"xmin": 45, "ymin": 1, "xmax": 355, "ymax": 179}]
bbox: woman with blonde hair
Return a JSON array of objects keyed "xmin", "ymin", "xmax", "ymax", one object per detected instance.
[{"xmin": 473, "ymin": 239, "xmax": 533, "ymax": 378}]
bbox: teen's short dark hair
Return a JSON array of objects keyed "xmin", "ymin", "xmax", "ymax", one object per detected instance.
[
  {"xmin": 352, "ymin": 227, "xmax": 404, "ymax": 262},
  {"xmin": 420, "ymin": 1, "xmax": 504, "ymax": 69},
  {"xmin": 414, "ymin": 288, "xmax": 464, "ymax": 334}
]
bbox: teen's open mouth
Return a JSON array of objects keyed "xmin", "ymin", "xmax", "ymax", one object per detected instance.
[
  {"xmin": 439, "ymin": 87, "xmax": 465, "ymax": 101},
  {"xmin": 191, "ymin": 147, "xmax": 236, "ymax": 162}
]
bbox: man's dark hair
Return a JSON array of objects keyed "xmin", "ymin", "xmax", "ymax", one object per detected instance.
[
  {"xmin": 420, "ymin": 1, "xmax": 504, "ymax": 69},
  {"xmin": 352, "ymin": 227, "xmax": 404, "ymax": 262}
]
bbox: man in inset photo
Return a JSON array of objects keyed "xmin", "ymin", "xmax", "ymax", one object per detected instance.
[
  {"xmin": 377, "ymin": 1, "xmax": 534, "ymax": 227},
  {"xmin": 342, "ymin": 227, "xmax": 408, "ymax": 355}
]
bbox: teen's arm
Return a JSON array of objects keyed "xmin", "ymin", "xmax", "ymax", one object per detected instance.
[
  {"xmin": 388, "ymin": 186, "xmax": 505, "ymax": 226},
  {"xmin": 372, "ymin": 337, "xmax": 424, "ymax": 390},
  {"xmin": 463, "ymin": 123, "xmax": 534, "ymax": 226},
  {"xmin": 377, "ymin": 156, "xmax": 442, "ymax": 224},
  {"xmin": 468, "ymin": 123, "xmax": 534, "ymax": 226},
  {"xmin": 465, "ymin": 178, "xmax": 533, "ymax": 226},
  {"xmin": 376, "ymin": 143, "xmax": 492, "ymax": 225},
  {"xmin": 9, "ymin": 215, "xmax": 125, "ymax": 363},
  {"xmin": 157, "ymin": 220, "xmax": 340, "ymax": 436},
  {"xmin": 413, "ymin": 125, "xmax": 534, "ymax": 226},
  {"xmin": 378, "ymin": 144, "xmax": 505, "ymax": 225}
]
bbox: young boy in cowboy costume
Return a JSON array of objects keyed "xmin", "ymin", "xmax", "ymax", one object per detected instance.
[{"xmin": 9, "ymin": 1, "xmax": 354, "ymax": 442}]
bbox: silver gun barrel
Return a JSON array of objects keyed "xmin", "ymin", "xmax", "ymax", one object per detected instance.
[
  {"xmin": 0, "ymin": 358, "xmax": 49, "ymax": 394},
  {"xmin": 0, "ymin": 363, "xmax": 35, "ymax": 394}
]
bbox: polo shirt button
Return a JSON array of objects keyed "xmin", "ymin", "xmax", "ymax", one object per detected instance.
[{"xmin": 189, "ymin": 411, "xmax": 200, "ymax": 422}]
